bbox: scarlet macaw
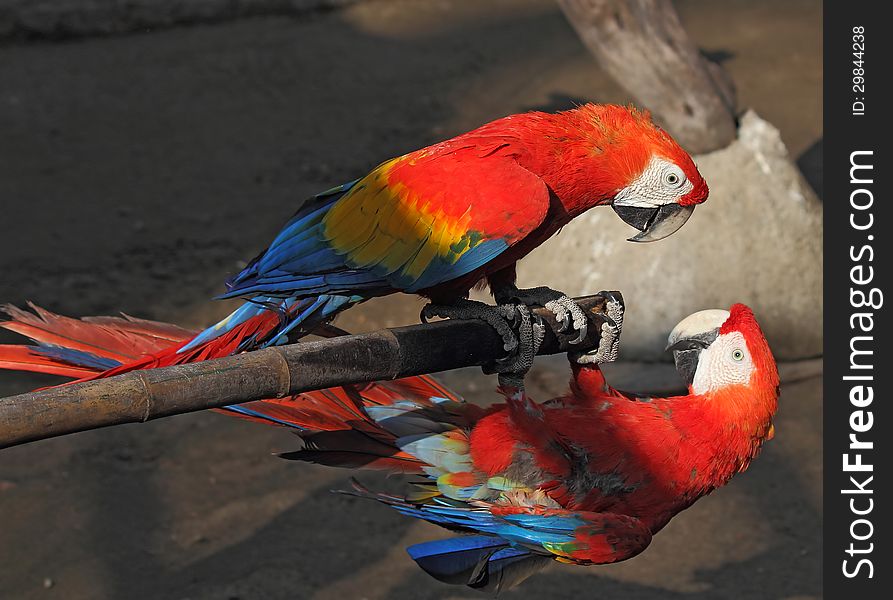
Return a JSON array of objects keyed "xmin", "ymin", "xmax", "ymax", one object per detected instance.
[
  {"xmin": 0, "ymin": 301, "xmax": 776, "ymax": 593},
  {"xmin": 175, "ymin": 103, "xmax": 708, "ymax": 369},
  {"xmin": 2, "ymin": 105, "xmax": 706, "ymax": 383}
]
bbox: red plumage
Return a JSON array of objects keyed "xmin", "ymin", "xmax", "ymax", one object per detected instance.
[{"xmin": 406, "ymin": 104, "xmax": 710, "ymax": 300}]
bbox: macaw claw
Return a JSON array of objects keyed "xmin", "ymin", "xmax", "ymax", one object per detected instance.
[
  {"xmin": 494, "ymin": 285, "xmax": 588, "ymax": 345},
  {"xmin": 485, "ymin": 307, "xmax": 546, "ymax": 389},
  {"xmin": 544, "ymin": 296, "xmax": 588, "ymax": 344},
  {"xmin": 574, "ymin": 291, "xmax": 624, "ymax": 364},
  {"xmin": 421, "ymin": 299, "xmax": 519, "ymax": 352},
  {"xmin": 420, "ymin": 299, "xmax": 545, "ymax": 388}
]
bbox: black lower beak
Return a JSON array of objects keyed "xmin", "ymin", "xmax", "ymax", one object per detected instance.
[
  {"xmin": 672, "ymin": 348, "xmax": 701, "ymax": 385},
  {"xmin": 612, "ymin": 204, "xmax": 657, "ymax": 231},
  {"xmin": 612, "ymin": 203, "xmax": 696, "ymax": 243},
  {"xmin": 666, "ymin": 330, "xmax": 717, "ymax": 385}
]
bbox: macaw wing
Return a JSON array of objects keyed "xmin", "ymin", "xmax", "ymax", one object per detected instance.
[
  {"xmin": 221, "ymin": 181, "xmax": 383, "ymax": 298},
  {"xmin": 222, "ymin": 146, "xmax": 551, "ymax": 298},
  {"xmin": 419, "ymin": 503, "xmax": 651, "ymax": 564},
  {"xmin": 353, "ymin": 484, "xmax": 651, "ymax": 565},
  {"xmin": 487, "ymin": 505, "xmax": 652, "ymax": 564}
]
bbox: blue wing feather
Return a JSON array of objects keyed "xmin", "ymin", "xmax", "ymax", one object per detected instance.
[
  {"xmin": 384, "ymin": 500, "xmax": 579, "ymax": 549},
  {"xmin": 400, "ymin": 238, "xmax": 509, "ymax": 292},
  {"xmin": 406, "ymin": 535, "xmax": 550, "ymax": 592},
  {"xmin": 220, "ymin": 176, "xmax": 516, "ymax": 300}
]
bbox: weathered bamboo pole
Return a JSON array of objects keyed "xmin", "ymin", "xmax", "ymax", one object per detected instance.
[{"xmin": 0, "ymin": 294, "xmax": 614, "ymax": 449}]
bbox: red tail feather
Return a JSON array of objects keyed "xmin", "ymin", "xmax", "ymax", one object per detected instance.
[
  {"xmin": 0, "ymin": 345, "xmax": 96, "ymax": 378},
  {"xmin": 74, "ymin": 309, "xmax": 290, "ymax": 382},
  {"xmin": 1, "ymin": 303, "xmax": 196, "ymax": 364},
  {"xmin": 1, "ymin": 305, "xmax": 464, "ymax": 461},
  {"xmin": 229, "ymin": 375, "xmax": 462, "ymax": 434}
]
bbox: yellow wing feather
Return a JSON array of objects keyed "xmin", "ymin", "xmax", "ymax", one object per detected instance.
[{"xmin": 323, "ymin": 158, "xmax": 475, "ymax": 281}]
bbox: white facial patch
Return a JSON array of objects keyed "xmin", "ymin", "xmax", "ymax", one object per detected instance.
[
  {"xmin": 614, "ymin": 156, "xmax": 693, "ymax": 208},
  {"xmin": 691, "ymin": 331, "xmax": 755, "ymax": 395}
]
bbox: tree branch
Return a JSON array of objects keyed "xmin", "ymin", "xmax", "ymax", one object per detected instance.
[
  {"xmin": 0, "ymin": 293, "xmax": 614, "ymax": 449},
  {"xmin": 557, "ymin": 0, "xmax": 737, "ymax": 153}
]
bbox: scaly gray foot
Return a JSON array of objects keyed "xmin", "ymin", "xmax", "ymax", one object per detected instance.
[
  {"xmin": 484, "ymin": 304, "xmax": 545, "ymax": 389},
  {"xmin": 420, "ymin": 299, "xmax": 545, "ymax": 389},
  {"xmin": 421, "ymin": 299, "xmax": 519, "ymax": 352},
  {"xmin": 494, "ymin": 285, "xmax": 588, "ymax": 345},
  {"xmin": 573, "ymin": 291, "xmax": 624, "ymax": 364}
]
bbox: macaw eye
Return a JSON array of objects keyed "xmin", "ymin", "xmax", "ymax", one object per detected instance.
[
  {"xmin": 731, "ymin": 349, "xmax": 745, "ymax": 361},
  {"xmin": 662, "ymin": 166, "xmax": 686, "ymax": 189}
]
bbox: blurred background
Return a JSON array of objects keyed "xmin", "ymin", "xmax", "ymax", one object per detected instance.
[{"xmin": 1, "ymin": 1, "xmax": 821, "ymax": 598}]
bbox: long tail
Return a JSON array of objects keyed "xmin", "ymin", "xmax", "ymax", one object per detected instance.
[
  {"xmin": 0, "ymin": 303, "xmax": 196, "ymax": 378},
  {"xmin": 0, "ymin": 304, "xmax": 466, "ymax": 476},
  {"xmin": 0, "ymin": 290, "xmax": 361, "ymax": 386}
]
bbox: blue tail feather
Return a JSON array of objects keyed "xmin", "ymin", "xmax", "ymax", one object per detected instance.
[
  {"xmin": 221, "ymin": 404, "xmax": 306, "ymax": 429},
  {"xmin": 407, "ymin": 535, "xmax": 549, "ymax": 593},
  {"xmin": 407, "ymin": 536, "xmax": 510, "ymax": 585},
  {"xmin": 261, "ymin": 293, "xmax": 359, "ymax": 347},
  {"xmin": 32, "ymin": 346, "xmax": 123, "ymax": 371}
]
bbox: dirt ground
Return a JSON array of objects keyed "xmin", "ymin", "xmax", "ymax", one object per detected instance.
[{"xmin": 0, "ymin": 1, "xmax": 822, "ymax": 598}]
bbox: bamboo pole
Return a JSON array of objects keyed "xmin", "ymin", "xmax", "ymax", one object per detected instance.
[{"xmin": 0, "ymin": 294, "xmax": 614, "ymax": 449}]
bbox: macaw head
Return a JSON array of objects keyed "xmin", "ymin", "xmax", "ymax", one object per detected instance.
[
  {"xmin": 606, "ymin": 108, "xmax": 709, "ymax": 242},
  {"xmin": 523, "ymin": 103, "xmax": 708, "ymax": 240},
  {"xmin": 666, "ymin": 304, "xmax": 779, "ymax": 400}
]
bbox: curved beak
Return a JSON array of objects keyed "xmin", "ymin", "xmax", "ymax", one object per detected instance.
[
  {"xmin": 666, "ymin": 330, "xmax": 718, "ymax": 385},
  {"xmin": 612, "ymin": 203, "xmax": 696, "ymax": 243}
]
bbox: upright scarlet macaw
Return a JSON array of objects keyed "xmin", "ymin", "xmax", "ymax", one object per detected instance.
[
  {"xmin": 1, "ymin": 105, "xmax": 706, "ymax": 382},
  {"xmin": 169, "ymin": 103, "xmax": 707, "ymax": 369},
  {"xmin": 0, "ymin": 302, "xmax": 776, "ymax": 593}
]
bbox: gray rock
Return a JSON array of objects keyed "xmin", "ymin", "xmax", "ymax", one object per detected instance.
[{"xmin": 511, "ymin": 111, "xmax": 823, "ymax": 361}]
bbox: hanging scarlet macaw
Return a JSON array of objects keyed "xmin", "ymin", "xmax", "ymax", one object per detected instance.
[{"xmin": 0, "ymin": 302, "xmax": 776, "ymax": 593}]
